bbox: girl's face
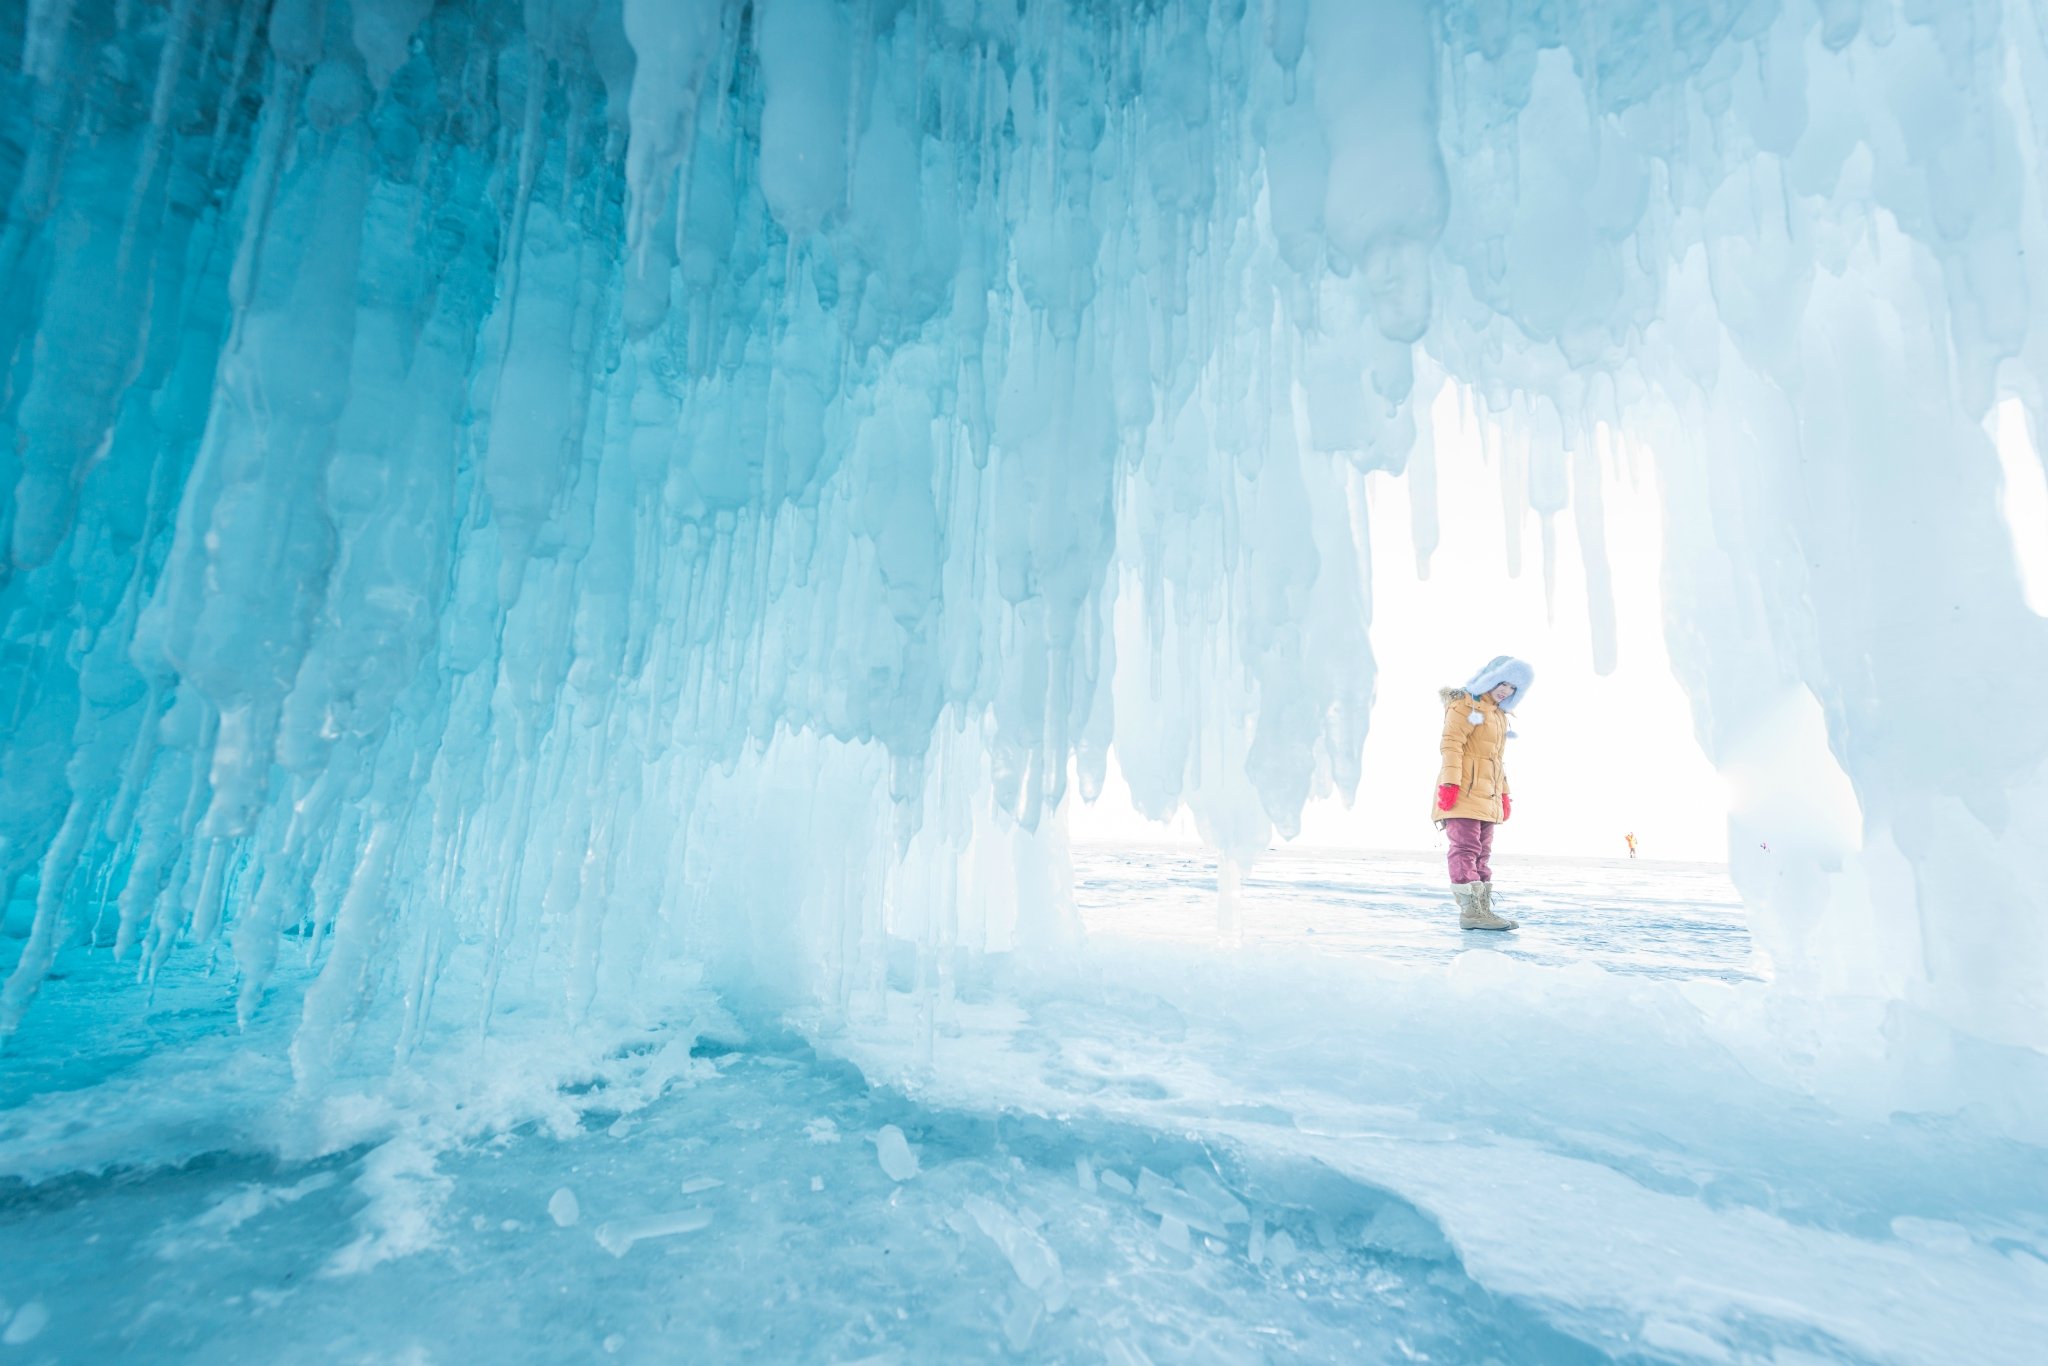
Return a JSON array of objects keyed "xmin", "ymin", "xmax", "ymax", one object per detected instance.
[{"xmin": 1489, "ymin": 682, "xmax": 1517, "ymax": 705}]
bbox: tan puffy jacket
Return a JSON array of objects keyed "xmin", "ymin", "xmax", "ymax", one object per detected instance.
[{"xmin": 1431, "ymin": 688, "xmax": 1512, "ymax": 824}]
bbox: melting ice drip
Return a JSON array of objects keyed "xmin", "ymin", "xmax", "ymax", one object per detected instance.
[{"xmin": 1, "ymin": 0, "xmax": 2044, "ymax": 1081}]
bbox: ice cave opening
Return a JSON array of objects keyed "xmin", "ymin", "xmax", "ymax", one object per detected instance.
[{"xmin": 3, "ymin": 0, "xmax": 2047, "ymax": 1361}]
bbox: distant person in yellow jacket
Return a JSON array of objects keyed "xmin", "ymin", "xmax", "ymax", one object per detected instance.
[
  {"xmin": 1625, "ymin": 831, "xmax": 1637, "ymax": 858},
  {"xmin": 1432, "ymin": 655, "xmax": 1534, "ymax": 931}
]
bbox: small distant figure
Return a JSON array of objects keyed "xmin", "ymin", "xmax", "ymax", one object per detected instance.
[
  {"xmin": 1625, "ymin": 832, "xmax": 1637, "ymax": 859},
  {"xmin": 1432, "ymin": 655, "xmax": 1534, "ymax": 932}
]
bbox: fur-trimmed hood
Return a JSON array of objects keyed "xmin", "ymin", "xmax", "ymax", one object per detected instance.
[
  {"xmin": 1438, "ymin": 687, "xmax": 1515, "ymax": 733},
  {"xmin": 1451, "ymin": 655, "xmax": 1533, "ymax": 712}
]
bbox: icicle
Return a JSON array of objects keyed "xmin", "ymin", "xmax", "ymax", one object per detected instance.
[
  {"xmin": 619, "ymin": 0, "xmax": 726, "ymax": 257},
  {"xmin": 20, "ymin": 0, "xmax": 79, "ymax": 83},
  {"xmin": 0, "ymin": 0, "xmax": 2042, "ymax": 1071},
  {"xmin": 0, "ymin": 802, "xmax": 94, "ymax": 1036},
  {"xmin": 1574, "ymin": 432, "xmax": 1618, "ymax": 675},
  {"xmin": 1408, "ymin": 385, "xmax": 1439, "ymax": 579},
  {"xmin": 290, "ymin": 820, "xmax": 397, "ymax": 1080},
  {"xmin": 116, "ymin": 0, "xmax": 198, "ymax": 275},
  {"xmin": 351, "ymin": 0, "xmax": 432, "ymax": 92}
]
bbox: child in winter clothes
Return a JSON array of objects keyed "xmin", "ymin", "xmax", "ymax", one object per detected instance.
[{"xmin": 1432, "ymin": 655, "xmax": 1534, "ymax": 931}]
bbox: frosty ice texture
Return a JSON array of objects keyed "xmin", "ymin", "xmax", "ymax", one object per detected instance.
[{"xmin": 1, "ymin": 0, "xmax": 2044, "ymax": 1076}]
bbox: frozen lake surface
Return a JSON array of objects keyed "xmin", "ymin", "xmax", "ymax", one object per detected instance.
[
  {"xmin": 5, "ymin": 852, "xmax": 2041, "ymax": 1363},
  {"xmin": 0, "ymin": 1026, "xmax": 1584, "ymax": 1363},
  {"xmin": 1072, "ymin": 847, "xmax": 1757, "ymax": 983}
]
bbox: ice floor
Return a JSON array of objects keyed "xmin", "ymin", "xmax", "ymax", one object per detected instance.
[
  {"xmin": 4, "ymin": 854, "xmax": 2045, "ymax": 1363},
  {"xmin": 0, "ymin": 1028, "xmax": 1590, "ymax": 1363},
  {"xmin": 1070, "ymin": 847, "xmax": 1757, "ymax": 983}
]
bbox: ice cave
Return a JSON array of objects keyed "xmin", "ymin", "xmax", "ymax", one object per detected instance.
[{"xmin": 2, "ymin": 0, "xmax": 2046, "ymax": 1360}]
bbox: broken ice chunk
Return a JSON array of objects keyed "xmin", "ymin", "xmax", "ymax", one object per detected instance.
[
  {"xmin": 1157, "ymin": 1214, "xmax": 1192, "ymax": 1254},
  {"xmin": 875, "ymin": 1124, "xmax": 920, "ymax": 1181},
  {"xmin": 1175, "ymin": 1166, "xmax": 1249, "ymax": 1225},
  {"xmin": 963, "ymin": 1195, "xmax": 1067, "ymax": 1312},
  {"xmin": 679, "ymin": 1176, "xmax": 723, "ymax": 1196},
  {"xmin": 1136, "ymin": 1167, "xmax": 1227, "ymax": 1237},
  {"xmin": 804, "ymin": 1117, "xmax": 841, "ymax": 1144},
  {"xmin": 593, "ymin": 1209, "xmax": 713, "ymax": 1257},
  {"xmin": 1001, "ymin": 1291, "xmax": 1043, "ymax": 1353},
  {"xmin": 1075, "ymin": 1157, "xmax": 1097, "ymax": 1192},
  {"xmin": 1355, "ymin": 1202, "xmax": 1453, "ymax": 1261},
  {"xmin": 1099, "ymin": 1169, "xmax": 1135, "ymax": 1197},
  {"xmin": 548, "ymin": 1188, "xmax": 581, "ymax": 1227},
  {"xmin": 1639, "ymin": 1318, "xmax": 1730, "ymax": 1363}
]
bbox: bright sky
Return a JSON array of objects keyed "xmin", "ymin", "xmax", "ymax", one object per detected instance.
[
  {"xmin": 1070, "ymin": 381, "xmax": 1735, "ymax": 863},
  {"xmin": 1992, "ymin": 396, "xmax": 2048, "ymax": 617}
]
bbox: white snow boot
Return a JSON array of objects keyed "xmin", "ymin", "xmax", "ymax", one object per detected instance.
[{"xmin": 1456, "ymin": 881, "xmax": 1517, "ymax": 931}]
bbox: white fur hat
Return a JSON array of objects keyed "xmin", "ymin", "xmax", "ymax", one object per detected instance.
[{"xmin": 1461, "ymin": 655, "xmax": 1534, "ymax": 711}]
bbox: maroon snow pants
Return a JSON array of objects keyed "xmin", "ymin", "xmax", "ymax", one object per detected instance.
[{"xmin": 1444, "ymin": 817, "xmax": 1495, "ymax": 884}]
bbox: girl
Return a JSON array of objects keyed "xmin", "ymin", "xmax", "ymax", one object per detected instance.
[{"xmin": 1432, "ymin": 656, "xmax": 1534, "ymax": 931}]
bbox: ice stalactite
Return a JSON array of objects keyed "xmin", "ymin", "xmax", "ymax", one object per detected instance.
[
  {"xmin": 1, "ymin": 0, "xmax": 2045, "ymax": 1081},
  {"xmin": 1428, "ymin": 0, "xmax": 2048, "ymax": 1050}
]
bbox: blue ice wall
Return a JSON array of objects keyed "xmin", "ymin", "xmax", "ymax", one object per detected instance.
[{"xmin": 2, "ymin": 1, "xmax": 2045, "ymax": 1069}]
